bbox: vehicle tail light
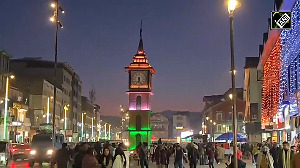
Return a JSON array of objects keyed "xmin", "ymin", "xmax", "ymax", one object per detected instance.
[
  {"xmin": 21, "ymin": 143, "xmax": 25, "ymax": 146},
  {"xmin": 10, "ymin": 162, "xmax": 16, "ymax": 168},
  {"xmin": 25, "ymin": 148, "xmax": 31, "ymax": 151},
  {"xmin": 12, "ymin": 148, "xmax": 18, "ymax": 152}
]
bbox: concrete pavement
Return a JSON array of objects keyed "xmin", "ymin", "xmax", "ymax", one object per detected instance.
[{"xmin": 130, "ymin": 159, "xmax": 256, "ymax": 168}]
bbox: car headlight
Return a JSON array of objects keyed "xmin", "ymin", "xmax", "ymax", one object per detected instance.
[
  {"xmin": 47, "ymin": 149, "xmax": 53, "ymax": 155},
  {"xmin": 30, "ymin": 150, "xmax": 36, "ymax": 155}
]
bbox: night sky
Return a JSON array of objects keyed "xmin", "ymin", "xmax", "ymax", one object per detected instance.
[{"xmin": 0, "ymin": 0, "xmax": 274, "ymax": 116}]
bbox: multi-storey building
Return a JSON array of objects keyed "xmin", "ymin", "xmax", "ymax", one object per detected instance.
[
  {"xmin": 173, "ymin": 112, "xmax": 190, "ymax": 138},
  {"xmin": 244, "ymin": 57, "xmax": 263, "ymax": 143},
  {"xmin": 10, "ymin": 58, "xmax": 82, "ymax": 138},
  {"xmin": 81, "ymin": 96, "xmax": 94, "ymax": 141},
  {"xmin": 150, "ymin": 113, "xmax": 169, "ymax": 139}
]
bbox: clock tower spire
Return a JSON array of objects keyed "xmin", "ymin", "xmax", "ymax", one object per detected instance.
[{"xmin": 125, "ymin": 23, "xmax": 155, "ymax": 150}]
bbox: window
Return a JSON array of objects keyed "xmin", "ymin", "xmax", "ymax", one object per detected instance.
[
  {"xmin": 217, "ymin": 124, "xmax": 222, "ymax": 132},
  {"xmin": 136, "ymin": 96, "xmax": 141, "ymax": 110},
  {"xmin": 252, "ymin": 115, "xmax": 257, "ymax": 120},
  {"xmin": 238, "ymin": 112, "xmax": 244, "ymax": 120},
  {"xmin": 228, "ymin": 112, "xmax": 232, "ymax": 120},
  {"xmin": 136, "ymin": 115, "xmax": 141, "ymax": 130},
  {"xmin": 228, "ymin": 125, "xmax": 232, "ymax": 131},
  {"xmin": 216, "ymin": 112, "xmax": 222, "ymax": 121},
  {"xmin": 177, "ymin": 116, "xmax": 183, "ymax": 120}
]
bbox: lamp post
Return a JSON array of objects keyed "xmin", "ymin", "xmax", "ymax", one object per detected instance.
[
  {"xmin": 228, "ymin": 0, "xmax": 239, "ymax": 167},
  {"xmin": 50, "ymin": 0, "xmax": 65, "ymax": 146},
  {"xmin": 92, "ymin": 117, "xmax": 95, "ymax": 141},
  {"xmin": 109, "ymin": 124, "xmax": 111, "ymax": 140},
  {"xmin": 104, "ymin": 123, "xmax": 108, "ymax": 139},
  {"xmin": 81, "ymin": 112, "xmax": 86, "ymax": 139},
  {"xmin": 64, "ymin": 105, "xmax": 69, "ymax": 130},
  {"xmin": 213, "ymin": 122, "xmax": 216, "ymax": 142},
  {"xmin": 3, "ymin": 75, "xmax": 15, "ymax": 141}
]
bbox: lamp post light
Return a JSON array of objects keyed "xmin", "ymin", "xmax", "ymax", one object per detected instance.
[
  {"xmin": 3, "ymin": 75, "xmax": 15, "ymax": 140},
  {"xmin": 228, "ymin": 0, "xmax": 239, "ymax": 167},
  {"xmin": 81, "ymin": 112, "xmax": 86, "ymax": 138},
  {"xmin": 104, "ymin": 123, "xmax": 108, "ymax": 139},
  {"xmin": 50, "ymin": 0, "xmax": 65, "ymax": 146},
  {"xmin": 213, "ymin": 122, "xmax": 216, "ymax": 142},
  {"xmin": 108, "ymin": 124, "xmax": 111, "ymax": 140},
  {"xmin": 64, "ymin": 105, "xmax": 69, "ymax": 130}
]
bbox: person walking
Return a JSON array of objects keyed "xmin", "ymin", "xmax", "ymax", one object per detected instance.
[
  {"xmin": 161, "ymin": 146, "xmax": 170, "ymax": 168},
  {"xmin": 173, "ymin": 144, "xmax": 184, "ymax": 168},
  {"xmin": 270, "ymin": 142, "xmax": 280, "ymax": 168},
  {"xmin": 198, "ymin": 144, "xmax": 205, "ymax": 165},
  {"xmin": 207, "ymin": 145, "xmax": 215, "ymax": 168},
  {"xmin": 291, "ymin": 150, "xmax": 300, "ymax": 168},
  {"xmin": 74, "ymin": 143, "xmax": 89, "ymax": 168},
  {"xmin": 216, "ymin": 144, "xmax": 225, "ymax": 163},
  {"xmin": 252, "ymin": 143, "xmax": 260, "ymax": 166},
  {"xmin": 188, "ymin": 143, "xmax": 198, "ymax": 168},
  {"xmin": 82, "ymin": 148, "xmax": 100, "ymax": 168},
  {"xmin": 98, "ymin": 147, "xmax": 113, "ymax": 168},
  {"xmin": 51, "ymin": 143, "xmax": 71, "ymax": 168},
  {"xmin": 278, "ymin": 141, "xmax": 295, "ymax": 168},
  {"xmin": 112, "ymin": 143, "xmax": 126, "ymax": 168},
  {"xmin": 139, "ymin": 142, "xmax": 149, "ymax": 168},
  {"xmin": 257, "ymin": 145, "xmax": 274, "ymax": 168}
]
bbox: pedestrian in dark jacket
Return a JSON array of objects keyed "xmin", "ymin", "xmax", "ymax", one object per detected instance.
[
  {"xmin": 161, "ymin": 146, "xmax": 170, "ymax": 168},
  {"xmin": 278, "ymin": 142, "xmax": 294, "ymax": 168},
  {"xmin": 73, "ymin": 143, "xmax": 89, "ymax": 168},
  {"xmin": 138, "ymin": 142, "xmax": 149, "ymax": 168},
  {"xmin": 207, "ymin": 146, "xmax": 215, "ymax": 168},
  {"xmin": 188, "ymin": 143, "xmax": 199, "ymax": 168},
  {"xmin": 270, "ymin": 142, "xmax": 280, "ymax": 168},
  {"xmin": 98, "ymin": 147, "xmax": 113, "ymax": 168},
  {"xmin": 154, "ymin": 145, "xmax": 162, "ymax": 166},
  {"xmin": 52, "ymin": 143, "xmax": 71, "ymax": 168}
]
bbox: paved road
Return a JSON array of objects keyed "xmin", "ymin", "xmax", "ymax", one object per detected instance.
[{"xmin": 130, "ymin": 159, "xmax": 255, "ymax": 168}]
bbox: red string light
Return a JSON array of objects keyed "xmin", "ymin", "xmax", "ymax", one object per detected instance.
[{"xmin": 261, "ymin": 37, "xmax": 281, "ymax": 128}]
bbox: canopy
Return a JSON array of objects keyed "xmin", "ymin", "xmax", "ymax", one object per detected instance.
[{"xmin": 215, "ymin": 132, "xmax": 248, "ymax": 142}]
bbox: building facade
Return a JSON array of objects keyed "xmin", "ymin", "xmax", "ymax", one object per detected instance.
[
  {"xmin": 150, "ymin": 113, "xmax": 169, "ymax": 139},
  {"xmin": 81, "ymin": 96, "xmax": 94, "ymax": 141},
  {"xmin": 10, "ymin": 58, "xmax": 82, "ymax": 139},
  {"xmin": 244, "ymin": 57, "xmax": 263, "ymax": 143},
  {"xmin": 258, "ymin": 0, "xmax": 300, "ymax": 144},
  {"xmin": 172, "ymin": 112, "xmax": 190, "ymax": 138}
]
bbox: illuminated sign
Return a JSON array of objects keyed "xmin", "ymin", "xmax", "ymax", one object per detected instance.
[
  {"xmin": 176, "ymin": 126, "xmax": 183, "ymax": 130},
  {"xmin": 181, "ymin": 131, "xmax": 193, "ymax": 138}
]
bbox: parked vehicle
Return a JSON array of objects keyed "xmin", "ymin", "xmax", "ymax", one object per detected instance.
[
  {"xmin": 29, "ymin": 133, "xmax": 64, "ymax": 167},
  {"xmin": 0, "ymin": 141, "xmax": 9, "ymax": 166},
  {"xmin": 11, "ymin": 143, "xmax": 31, "ymax": 161}
]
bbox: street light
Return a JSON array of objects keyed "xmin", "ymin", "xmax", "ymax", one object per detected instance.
[
  {"xmin": 109, "ymin": 124, "xmax": 111, "ymax": 140},
  {"xmin": 50, "ymin": 0, "xmax": 65, "ymax": 146},
  {"xmin": 64, "ymin": 105, "xmax": 69, "ymax": 130},
  {"xmin": 81, "ymin": 113, "xmax": 86, "ymax": 138},
  {"xmin": 3, "ymin": 75, "xmax": 15, "ymax": 140},
  {"xmin": 104, "ymin": 123, "xmax": 108, "ymax": 139},
  {"xmin": 92, "ymin": 117, "xmax": 95, "ymax": 141},
  {"xmin": 228, "ymin": 0, "xmax": 239, "ymax": 167}
]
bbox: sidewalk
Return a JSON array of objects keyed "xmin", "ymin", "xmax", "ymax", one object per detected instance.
[{"xmin": 130, "ymin": 159, "xmax": 256, "ymax": 168}]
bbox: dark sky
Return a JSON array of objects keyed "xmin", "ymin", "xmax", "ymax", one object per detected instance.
[{"xmin": 0, "ymin": 0, "xmax": 274, "ymax": 116}]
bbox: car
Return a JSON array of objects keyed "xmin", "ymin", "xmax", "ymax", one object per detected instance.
[
  {"xmin": 0, "ymin": 141, "xmax": 9, "ymax": 166},
  {"xmin": 29, "ymin": 133, "xmax": 64, "ymax": 167},
  {"xmin": 10, "ymin": 143, "xmax": 31, "ymax": 161}
]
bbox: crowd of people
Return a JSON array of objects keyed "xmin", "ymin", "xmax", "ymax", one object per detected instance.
[
  {"xmin": 253, "ymin": 141, "xmax": 300, "ymax": 168},
  {"xmin": 136, "ymin": 139, "xmax": 244, "ymax": 168},
  {"xmin": 48, "ymin": 139, "xmax": 300, "ymax": 168},
  {"xmin": 50, "ymin": 141, "xmax": 127, "ymax": 168}
]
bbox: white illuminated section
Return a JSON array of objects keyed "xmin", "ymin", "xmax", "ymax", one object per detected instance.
[{"xmin": 181, "ymin": 131, "xmax": 193, "ymax": 139}]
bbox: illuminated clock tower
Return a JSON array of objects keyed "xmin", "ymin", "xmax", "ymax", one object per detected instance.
[{"xmin": 125, "ymin": 27, "xmax": 155, "ymax": 150}]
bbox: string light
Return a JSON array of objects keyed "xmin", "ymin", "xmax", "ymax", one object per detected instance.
[
  {"xmin": 261, "ymin": 37, "xmax": 281, "ymax": 127},
  {"xmin": 279, "ymin": 0, "xmax": 300, "ymax": 117}
]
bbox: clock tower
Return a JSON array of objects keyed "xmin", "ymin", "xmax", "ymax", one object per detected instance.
[{"xmin": 125, "ymin": 26, "xmax": 155, "ymax": 150}]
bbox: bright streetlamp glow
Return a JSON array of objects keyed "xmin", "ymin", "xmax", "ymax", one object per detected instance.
[
  {"xmin": 64, "ymin": 105, "xmax": 69, "ymax": 130},
  {"xmin": 104, "ymin": 123, "xmax": 108, "ymax": 139},
  {"xmin": 228, "ymin": 0, "xmax": 238, "ymax": 13},
  {"xmin": 47, "ymin": 97, "xmax": 50, "ymax": 124},
  {"xmin": 206, "ymin": 117, "xmax": 209, "ymax": 120},
  {"xmin": 213, "ymin": 122, "xmax": 216, "ymax": 125},
  {"xmin": 3, "ymin": 75, "xmax": 14, "ymax": 140},
  {"xmin": 109, "ymin": 124, "xmax": 111, "ymax": 140},
  {"xmin": 229, "ymin": 94, "xmax": 233, "ymax": 100},
  {"xmin": 51, "ymin": 3, "xmax": 56, "ymax": 8},
  {"xmin": 50, "ymin": 17, "xmax": 55, "ymax": 22}
]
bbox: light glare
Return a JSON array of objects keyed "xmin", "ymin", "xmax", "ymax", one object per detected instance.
[
  {"xmin": 50, "ymin": 17, "xmax": 55, "ymax": 22},
  {"xmin": 51, "ymin": 3, "xmax": 56, "ymax": 8},
  {"xmin": 228, "ymin": 0, "xmax": 238, "ymax": 13}
]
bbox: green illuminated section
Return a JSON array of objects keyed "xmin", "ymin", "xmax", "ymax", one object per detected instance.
[
  {"xmin": 128, "ymin": 131, "xmax": 151, "ymax": 150},
  {"xmin": 128, "ymin": 126, "xmax": 151, "ymax": 131}
]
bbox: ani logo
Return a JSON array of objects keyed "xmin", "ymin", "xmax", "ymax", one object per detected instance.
[{"xmin": 271, "ymin": 11, "xmax": 292, "ymax": 29}]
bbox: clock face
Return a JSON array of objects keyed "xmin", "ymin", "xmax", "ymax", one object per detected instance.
[{"xmin": 130, "ymin": 71, "xmax": 148, "ymax": 88}]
